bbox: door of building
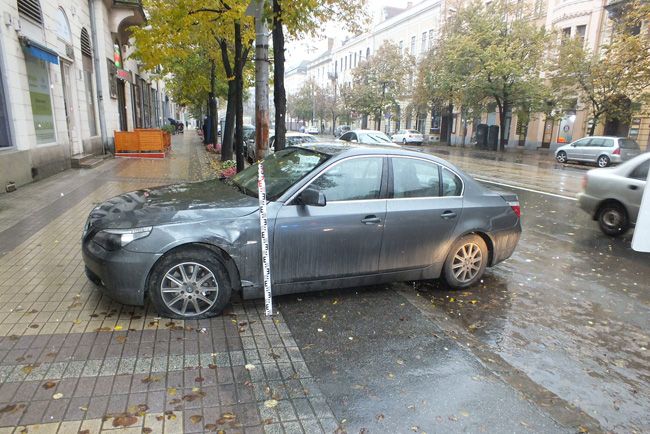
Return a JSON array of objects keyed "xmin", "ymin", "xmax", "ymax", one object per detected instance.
[
  {"xmin": 0, "ymin": 55, "xmax": 11, "ymax": 148},
  {"xmin": 60, "ymin": 61, "xmax": 76, "ymax": 154},
  {"xmin": 116, "ymin": 79, "xmax": 127, "ymax": 131}
]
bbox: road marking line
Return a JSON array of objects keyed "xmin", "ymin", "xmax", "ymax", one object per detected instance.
[{"xmin": 474, "ymin": 177, "xmax": 578, "ymax": 201}]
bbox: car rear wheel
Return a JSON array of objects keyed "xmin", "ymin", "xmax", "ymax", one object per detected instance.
[
  {"xmin": 597, "ymin": 203, "xmax": 629, "ymax": 237},
  {"xmin": 443, "ymin": 234, "xmax": 488, "ymax": 289},
  {"xmin": 148, "ymin": 248, "xmax": 232, "ymax": 319},
  {"xmin": 556, "ymin": 151, "xmax": 567, "ymax": 164},
  {"xmin": 597, "ymin": 155, "xmax": 610, "ymax": 168},
  {"xmin": 402, "ymin": 139, "xmax": 407, "ymax": 145}
]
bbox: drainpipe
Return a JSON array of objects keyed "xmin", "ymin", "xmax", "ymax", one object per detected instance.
[{"xmin": 88, "ymin": 0, "xmax": 108, "ymax": 154}]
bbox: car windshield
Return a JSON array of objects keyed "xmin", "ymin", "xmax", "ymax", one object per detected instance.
[
  {"xmin": 408, "ymin": 130, "xmax": 420, "ymax": 134},
  {"xmin": 229, "ymin": 147, "xmax": 330, "ymax": 200},
  {"xmin": 358, "ymin": 132, "xmax": 392, "ymax": 143}
]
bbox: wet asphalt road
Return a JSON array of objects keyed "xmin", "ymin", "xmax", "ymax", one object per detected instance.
[{"xmin": 278, "ymin": 177, "xmax": 650, "ymax": 433}]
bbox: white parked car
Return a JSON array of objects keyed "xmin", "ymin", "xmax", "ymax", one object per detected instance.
[
  {"xmin": 306, "ymin": 126, "xmax": 320, "ymax": 135},
  {"xmin": 392, "ymin": 129, "xmax": 424, "ymax": 145},
  {"xmin": 338, "ymin": 130, "xmax": 399, "ymax": 147}
]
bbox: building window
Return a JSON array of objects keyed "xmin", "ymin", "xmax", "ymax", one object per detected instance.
[
  {"xmin": 366, "ymin": 47, "xmax": 370, "ymax": 57},
  {"xmin": 354, "ymin": 52, "xmax": 357, "ymax": 67},
  {"xmin": 561, "ymin": 27, "xmax": 571, "ymax": 43},
  {"xmin": 55, "ymin": 8, "xmax": 71, "ymax": 43},
  {"xmin": 429, "ymin": 30, "xmax": 434, "ymax": 48},
  {"xmin": 25, "ymin": 55, "xmax": 56, "ymax": 144},
  {"xmin": 399, "ymin": 40, "xmax": 403, "ymax": 55},
  {"xmin": 359, "ymin": 50, "xmax": 362, "ymax": 62},
  {"xmin": 335, "ymin": 60, "xmax": 338, "ymax": 73},
  {"xmin": 80, "ymin": 28, "xmax": 97, "ymax": 136},
  {"xmin": 421, "ymin": 32, "xmax": 427, "ymax": 53},
  {"xmin": 410, "ymin": 36, "xmax": 416, "ymax": 53},
  {"xmin": 17, "ymin": 0, "xmax": 43, "ymax": 26},
  {"xmin": 576, "ymin": 25, "xmax": 586, "ymax": 44},
  {"xmin": 344, "ymin": 56, "xmax": 347, "ymax": 70}
]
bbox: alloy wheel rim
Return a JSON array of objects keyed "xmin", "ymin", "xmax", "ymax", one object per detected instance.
[
  {"xmin": 557, "ymin": 153, "xmax": 566, "ymax": 163},
  {"xmin": 602, "ymin": 210, "xmax": 622, "ymax": 229},
  {"xmin": 161, "ymin": 262, "xmax": 219, "ymax": 316},
  {"xmin": 598, "ymin": 157, "xmax": 608, "ymax": 167},
  {"xmin": 452, "ymin": 243, "xmax": 483, "ymax": 283}
]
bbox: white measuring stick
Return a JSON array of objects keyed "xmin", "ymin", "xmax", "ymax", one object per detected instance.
[{"xmin": 258, "ymin": 163, "xmax": 273, "ymax": 316}]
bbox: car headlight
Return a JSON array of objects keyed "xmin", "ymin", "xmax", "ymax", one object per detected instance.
[{"xmin": 93, "ymin": 227, "xmax": 152, "ymax": 251}]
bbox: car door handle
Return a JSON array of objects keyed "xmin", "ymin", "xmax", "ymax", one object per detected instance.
[
  {"xmin": 441, "ymin": 210, "xmax": 457, "ymax": 219},
  {"xmin": 361, "ymin": 215, "xmax": 381, "ymax": 224},
  {"xmin": 629, "ymin": 185, "xmax": 639, "ymax": 190}
]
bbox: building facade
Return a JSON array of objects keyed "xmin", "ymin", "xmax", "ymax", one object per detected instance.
[
  {"xmin": 0, "ymin": 0, "xmax": 179, "ymax": 193},
  {"xmin": 289, "ymin": 0, "xmax": 649, "ymax": 151}
]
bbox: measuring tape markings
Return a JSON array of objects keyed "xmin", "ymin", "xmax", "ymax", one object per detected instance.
[{"xmin": 258, "ymin": 163, "xmax": 273, "ymax": 316}]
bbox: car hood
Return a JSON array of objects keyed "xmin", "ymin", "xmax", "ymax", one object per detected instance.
[{"xmin": 86, "ymin": 179, "xmax": 259, "ymax": 230}]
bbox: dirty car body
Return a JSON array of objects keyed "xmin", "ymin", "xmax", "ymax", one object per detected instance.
[{"xmin": 82, "ymin": 143, "xmax": 521, "ymax": 318}]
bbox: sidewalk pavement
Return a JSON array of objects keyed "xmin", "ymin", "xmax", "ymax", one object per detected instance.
[{"xmin": 0, "ymin": 132, "xmax": 338, "ymax": 433}]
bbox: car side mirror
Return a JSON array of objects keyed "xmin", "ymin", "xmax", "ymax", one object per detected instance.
[{"xmin": 298, "ymin": 188, "xmax": 326, "ymax": 207}]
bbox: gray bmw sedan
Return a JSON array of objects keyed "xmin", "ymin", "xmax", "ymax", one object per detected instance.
[{"xmin": 82, "ymin": 143, "xmax": 521, "ymax": 319}]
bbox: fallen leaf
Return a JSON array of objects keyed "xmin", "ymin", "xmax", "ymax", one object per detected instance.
[
  {"xmin": 79, "ymin": 406, "xmax": 88, "ymax": 412},
  {"xmin": 141, "ymin": 375, "xmax": 161, "ymax": 384},
  {"xmin": 0, "ymin": 404, "xmax": 26, "ymax": 414},
  {"xmin": 42, "ymin": 381, "xmax": 57, "ymax": 390},
  {"xmin": 578, "ymin": 427, "xmax": 589, "ymax": 433},
  {"xmin": 21, "ymin": 364, "xmax": 40, "ymax": 375},
  {"xmin": 143, "ymin": 428, "xmax": 153, "ymax": 434},
  {"xmin": 52, "ymin": 393, "xmax": 63, "ymax": 400},
  {"xmin": 376, "ymin": 413, "xmax": 385, "ymax": 421},
  {"xmin": 244, "ymin": 364, "xmax": 256, "ymax": 371},
  {"xmin": 195, "ymin": 377, "xmax": 204, "ymax": 383},
  {"xmin": 113, "ymin": 326, "xmax": 123, "ymax": 331},
  {"xmin": 190, "ymin": 415, "xmax": 203, "ymax": 424},
  {"xmin": 460, "ymin": 410, "xmax": 470, "ymax": 417},
  {"xmin": 78, "ymin": 430, "xmax": 90, "ymax": 434},
  {"xmin": 26, "ymin": 309, "xmax": 38, "ymax": 314},
  {"xmin": 115, "ymin": 336, "xmax": 127, "ymax": 344},
  {"xmin": 29, "ymin": 324, "xmax": 39, "ymax": 329},
  {"xmin": 167, "ymin": 387, "xmax": 177, "ymax": 396},
  {"xmin": 112, "ymin": 415, "xmax": 138, "ymax": 427},
  {"xmin": 264, "ymin": 399, "xmax": 278, "ymax": 408}
]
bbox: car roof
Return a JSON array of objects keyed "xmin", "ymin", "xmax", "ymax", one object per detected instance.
[
  {"xmin": 294, "ymin": 141, "xmax": 448, "ymax": 160},
  {"xmin": 350, "ymin": 129, "xmax": 389, "ymax": 134}
]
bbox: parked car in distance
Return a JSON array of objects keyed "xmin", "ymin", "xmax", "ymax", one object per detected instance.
[
  {"xmin": 338, "ymin": 129, "xmax": 399, "ymax": 147},
  {"xmin": 246, "ymin": 131, "xmax": 316, "ymax": 162},
  {"xmin": 306, "ymin": 126, "xmax": 320, "ymax": 135},
  {"xmin": 578, "ymin": 152, "xmax": 649, "ymax": 236},
  {"xmin": 555, "ymin": 136, "xmax": 641, "ymax": 168},
  {"xmin": 82, "ymin": 143, "xmax": 521, "ymax": 319},
  {"xmin": 392, "ymin": 129, "xmax": 424, "ymax": 145},
  {"xmin": 334, "ymin": 125, "xmax": 351, "ymax": 137}
]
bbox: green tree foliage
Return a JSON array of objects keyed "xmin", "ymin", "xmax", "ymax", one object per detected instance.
[
  {"xmin": 288, "ymin": 79, "xmax": 317, "ymax": 123},
  {"xmin": 419, "ymin": 0, "xmax": 549, "ymax": 149},
  {"xmin": 550, "ymin": 0, "xmax": 650, "ymax": 136},
  {"xmin": 348, "ymin": 41, "xmax": 413, "ymax": 130}
]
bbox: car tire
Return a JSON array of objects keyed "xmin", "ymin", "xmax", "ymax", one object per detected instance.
[
  {"xmin": 556, "ymin": 151, "xmax": 567, "ymax": 164},
  {"xmin": 85, "ymin": 266, "xmax": 102, "ymax": 286},
  {"xmin": 148, "ymin": 248, "xmax": 232, "ymax": 319},
  {"xmin": 597, "ymin": 155, "xmax": 610, "ymax": 168},
  {"xmin": 443, "ymin": 234, "xmax": 488, "ymax": 289},
  {"xmin": 597, "ymin": 202, "xmax": 629, "ymax": 237},
  {"xmin": 402, "ymin": 139, "xmax": 407, "ymax": 145}
]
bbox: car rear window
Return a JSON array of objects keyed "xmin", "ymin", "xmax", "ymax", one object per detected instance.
[{"xmin": 620, "ymin": 139, "xmax": 640, "ymax": 150}]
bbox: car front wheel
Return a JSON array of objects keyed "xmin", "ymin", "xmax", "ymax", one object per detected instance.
[
  {"xmin": 556, "ymin": 151, "xmax": 567, "ymax": 164},
  {"xmin": 597, "ymin": 203, "xmax": 629, "ymax": 237},
  {"xmin": 443, "ymin": 234, "xmax": 488, "ymax": 289},
  {"xmin": 148, "ymin": 248, "xmax": 232, "ymax": 319}
]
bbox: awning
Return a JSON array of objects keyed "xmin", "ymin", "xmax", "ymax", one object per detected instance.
[{"xmin": 20, "ymin": 37, "xmax": 59, "ymax": 65}]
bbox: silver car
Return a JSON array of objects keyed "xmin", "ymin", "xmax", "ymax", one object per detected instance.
[
  {"xmin": 555, "ymin": 136, "xmax": 641, "ymax": 168},
  {"xmin": 82, "ymin": 143, "xmax": 521, "ymax": 319},
  {"xmin": 338, "ymin": 129, "xmax": 398, "ymax": 146},
  {"xmin": 578, "ymin": 152, "xmax": 649, "ymax": 236}
]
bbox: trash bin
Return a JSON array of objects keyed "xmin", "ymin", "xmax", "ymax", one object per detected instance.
[
  {"xmin": 488, "ymin": 125, "xmax": 499, "ymax": 151},
  {"xmin": 476, "ymin": 124, "xmax": 488, "ymax": 149}
]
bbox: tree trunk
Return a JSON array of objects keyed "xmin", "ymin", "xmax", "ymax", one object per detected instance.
[
  {"xmin": 362, "ymin": 115, "xmax": 368, "ymax": 129},
  {"xmin": 498, "ymin": 101, "xmax": 509, "ymax": 152},
  {"xmin": 222, "ymin": 82, "xmax": 235, "ymax": 160},
  {"xmin": 209, "ymin": 60, "xmax": 218, "ymax": 147},
  {"xmin": 446, "ymin": 102, "xmax": 453, "ymax": 145},
  {"xmin": 218, "ymin": 39, "xmax": 235, "ymax": 160},
  {"xmin": 234, "ymin": 21, "xmax": 245, "ymax": 172},
  {"xmin": 589, "ymin": 114, "xmax": 598, "ymax": 136},
  {"xmin": 272, "ymin": 0, "xmax": 287, "ymax": 151}
]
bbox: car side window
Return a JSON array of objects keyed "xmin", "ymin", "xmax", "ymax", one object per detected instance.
[
  {"xmin": 442, "ymin": 168, "xmax": 463, "ymax": 196},
  {"xmin": 392, "ymin": 158, "xmax": 440, "ymax": 198},
  {"xmin": 601, "ymin": 138, "xmax": 614, "ymax": 148},
  {"xmin": 573, "ymin": 138, "xmax": 590, "ymax": 147},
  {"xmin": 340, "ymin": 132, "xmax": 352, "ymax": 141},
  {"xmin": 310, "ymin": 157, "xmax": 383, "ymax": 201},
  {"xmin": 630, "ymin": 160, "xmax": 650, "ymax": 181},
  {"xmin": 588, "ymin": 138, "xmax": 605, "ymax": 147}
]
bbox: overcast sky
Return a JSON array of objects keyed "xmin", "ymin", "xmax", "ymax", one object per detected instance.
[{"xmin": 285, "ymin": 0, "xmax": 415, "ymax": 68}]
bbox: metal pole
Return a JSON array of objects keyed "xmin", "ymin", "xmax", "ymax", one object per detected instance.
[
  {"xmin": 254, "ymin": 0, "xmax": 270, "ymax": 159},
  {"xmin": 88, "ymin": 0, "xmax": 108, "ymax": 152}
]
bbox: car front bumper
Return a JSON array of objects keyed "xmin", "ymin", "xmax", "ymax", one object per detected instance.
[
  {"xmin": 577, "ymin": 192, "xmax": 600, "ymax": 219},
  {"xmin": 82, "ymin": 238, "xmax": 161, "ymax": 306}
]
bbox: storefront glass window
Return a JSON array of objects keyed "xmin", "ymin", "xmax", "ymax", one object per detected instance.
[{"xmin": 26, "ymin": 55, "xmax": 56, "ymax": 144}]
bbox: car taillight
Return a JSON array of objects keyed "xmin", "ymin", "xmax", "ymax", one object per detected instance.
[
  {"xmin": 613, "ymin": 146, "xmax": 621, "ymax": 155},
  {"xmin": 507, "ymin": 201, "xmax": 521, "ymax": 218}
]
